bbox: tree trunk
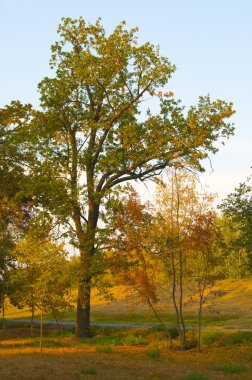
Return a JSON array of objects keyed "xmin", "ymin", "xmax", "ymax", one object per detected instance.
[
  {"xmin": 198, "ymin": 296, "xmax": 203, "ymax": 352},
  {"xmin": 70, "ymin": 126, "xmax": 100, "ymax": 338},
  {"xmin": 75, "ymin": 216, "xmax": 98, "ymax": 338},
  {"xmin": 30, "ymin": 305, "xmax": 34, "ymax": 337},
  {"xmin": 2, "ymin": 293, "xmax": 5, "ymax": 330},
  {"xmin": 179, "ymin": 250, "xmax": 186, "ymax": 350},
  {"xmin": 40, "ymin": 304, "xmax": 43, "ymax": 352},
  {"xmin": 54, "ymin": 314, "xmax": 61, "ymax": 335},
  {"xmin": 76, "ymin": 254, "xmax": 92, "ymax": 338}
]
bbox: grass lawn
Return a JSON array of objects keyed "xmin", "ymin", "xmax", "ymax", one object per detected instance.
[
  {"xmin": 4, "ymin": 279, "xmax": 252, "ymax": 329},
  {"xmin": 1, "ymin": 326, "xmax": 252, "ymax": 379}
]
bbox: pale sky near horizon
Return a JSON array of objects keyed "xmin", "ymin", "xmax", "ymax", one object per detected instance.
[{"xmin": 1, "ymin": 0, "xmax": 251, "ymax": 205}]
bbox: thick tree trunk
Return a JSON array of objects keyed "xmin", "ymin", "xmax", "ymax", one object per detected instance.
[
  {"xmin": 76, "ymin": 241, "xmax": 92, "ymax": 337},
  {"xmin": 70, "ymin": 128, "xmax": 100, "ymax": 338},
  {"xmin": 74, "ymin": 202, "xmax": 99, "ymax": 339}
]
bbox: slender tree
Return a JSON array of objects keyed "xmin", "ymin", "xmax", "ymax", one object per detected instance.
[
  {"xmin": 188, "ymin": 212, "xmax": 220, "ymax": 351},
  {"xmin": 152, "ymin": 170, "xmax": 217, "ymax": 349},
  {"xmin": 12, "ymin": 222, "xmax": 71, "ymax": 341}
]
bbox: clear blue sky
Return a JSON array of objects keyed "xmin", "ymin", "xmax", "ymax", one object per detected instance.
[{"xmin": 1, "ymin": 0, "xmax": 251, "ymax": 203}]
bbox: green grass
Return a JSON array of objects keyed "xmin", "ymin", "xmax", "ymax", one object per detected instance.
[
  {"xmin": 76, "ymin": 367, "xmax": 97, "ymax": 375},
  {"xmin": 180, "ymin": 374, "xmax": 210, "ymax": 380},
  {"xmin": 122, "ymin": 334, "xmax": 148, "ymax": 346},
  {"xmin": 202, "ymin": 331, "xmax": 252, "ymax": 347},
  {"xmin": 95, "ymin": 345, "xmax": 113, "ymax": 353},
  {"xmin": 147, "ymin": 349, "xmax": 161, "ymax": 361},
  {"xmin": 213, "ymin": 363, "xmax": 246, "ymax": 373}
]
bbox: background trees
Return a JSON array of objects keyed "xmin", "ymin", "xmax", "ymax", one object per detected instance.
[{"xmin": 219, "ymin": 178, "xmax": 252, "ymax": 273}]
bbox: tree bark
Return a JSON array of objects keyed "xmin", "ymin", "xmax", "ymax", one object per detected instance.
[
  {"xmin": 76, "ymin": 270, "xmax": 91, "ymax": 338},
  {"xmin": 74, "ymin": 201, "xmax": 99, "ymax": 339},
  {"xmin": 2, "ymin": 293, "xmax": 5, "ymax": 330},
  {"xmin": 40, "ymin": 304, "xmax": 43, "ymax": 353},
  {"xmin": 30, "ymin": 304, "xmax": 34, "ymax": 337},
  {"xmin": 198, "ymin": 295, "xmax": 203, "ymax": 352}
]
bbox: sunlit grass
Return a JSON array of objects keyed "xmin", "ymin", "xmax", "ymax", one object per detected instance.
[{"xmin": 3, "ymin": 279, "xmax": 252, "ymax": 329}]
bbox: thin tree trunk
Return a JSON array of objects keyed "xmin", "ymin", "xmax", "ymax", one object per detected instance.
[
  {"xmin": 40, "ymin": 304, "xmax": 43, "ymax": 353},
  {"xmin": 179, "ymin": 250, "xmax": 186, "ymax": 350},
  {"xmin": 30, "ymin": 305, "xmax": 34, "ymax": 337},
  {"xmin": 146, "ymin": 297, "xmax": 173, "ymax": 347},
  {"xmin": 198, "ymin": 295, "xmax": 203, "ymax": 352},
  {"xmin": 198, "ymin": 278, "xmax": 207, "ymax": 352},
  {"xmin": 55, "ymin": 315, "xmax": 61, "ymax": 335},
  {"xmin": 171, "ymin": 255, "xmax": 180, "ymax": 340},
  {"xmin": 2, "ymin": 293, "xmax": 5, "ymax": 330}
]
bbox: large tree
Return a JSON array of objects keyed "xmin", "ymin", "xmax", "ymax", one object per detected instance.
[{"xmin": 3, "ymin": 18, "xmax": 234, "ymax": 337}]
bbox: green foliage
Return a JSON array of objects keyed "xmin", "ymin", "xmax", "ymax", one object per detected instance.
[
  {"xmin": 220, "ymin": 178, "xmax": 252, "ymax": 271},
  {"xmin": 10, "ymin": 221, "xmax": 73, "ymax": 322}
]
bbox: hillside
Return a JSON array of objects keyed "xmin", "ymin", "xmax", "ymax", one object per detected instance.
[{"xmin": 4, "ymin": 279, "xmax": 252, "ymax": 328}]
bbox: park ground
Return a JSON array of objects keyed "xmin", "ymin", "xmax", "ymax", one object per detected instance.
[
  {"xmin": 2, "ymin": 278, "xmax": 252, "ymax": 379},
  {"xmin": 1, "ymin": 326, "xmax": 252, "ymax": 379}
]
